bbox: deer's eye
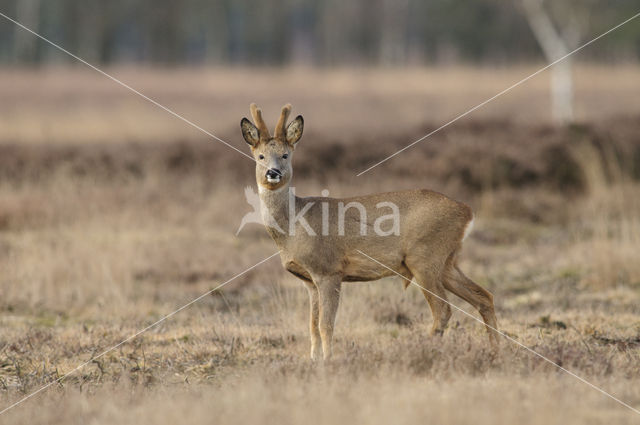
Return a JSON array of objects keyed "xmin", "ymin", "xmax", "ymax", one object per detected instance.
[
  {"xmin": 258, "ymin": 154, "xmax": 264, "ymax": 160},
  {"xmin": 282, "ymin": 154, "xmax": 288, "ymax": 159}
]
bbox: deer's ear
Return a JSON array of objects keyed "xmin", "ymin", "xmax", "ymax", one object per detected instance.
[
  {"xmin": 285, "ymin": 115, "xmax": 304, "ymax": 146},
  {"xmin": 241, "ymin": 118, "xmax": 260, "ymax": 147}
]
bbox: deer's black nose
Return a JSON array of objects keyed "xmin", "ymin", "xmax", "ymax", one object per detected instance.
[{"xmin": 266, "ymin": 168, "xmax": 282, "ymax": 179}]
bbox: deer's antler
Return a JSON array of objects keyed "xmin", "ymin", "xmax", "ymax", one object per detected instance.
[
  {"xmin": 274, "ymin": 103, "xmax": 292, "ymax": 140},
  {"xmin": 250, "ymin": 103, "xmax": 270, "ymax": 139}
]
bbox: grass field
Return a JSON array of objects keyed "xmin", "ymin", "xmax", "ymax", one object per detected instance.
[{"xmin": 1, "ymin": 66, "xmax": 640, "ymax": 424}]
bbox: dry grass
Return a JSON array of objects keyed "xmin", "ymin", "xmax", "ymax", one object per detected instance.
[
  {"xmin": 567, "ymin": 143, "xmax": 640, "ymax": 289},
  {"xmin": 0, "ymin": 66, "xmax": 639, "ymax": 424},
  {"xmin": 1, "ymin": 64, "xmax": 639, "ymax": 145}
]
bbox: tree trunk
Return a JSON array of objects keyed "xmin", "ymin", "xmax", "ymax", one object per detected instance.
[
  {"xmin": 14, "ymin": 0, "xmax": 40, "ymax": 64},
  {"xmin": 379, "ymin": 0, "xmax": 409, "ymax": 65},
  {"xmin": 522, "ymin": 0, "xmax": 574, "ymax": 124}
]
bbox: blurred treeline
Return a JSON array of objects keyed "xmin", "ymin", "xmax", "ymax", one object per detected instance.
[{"xmin": 0, "ymin": 0, "xmax": 639, "ymax": 66}]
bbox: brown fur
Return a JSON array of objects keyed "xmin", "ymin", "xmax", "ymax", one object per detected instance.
[{"xmin": 241, "ymin": 104, "xmax": 498, "ymax": 360}]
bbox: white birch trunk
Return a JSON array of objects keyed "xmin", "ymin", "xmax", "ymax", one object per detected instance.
[{"xmin": 522, "ymin": 0, "xmax": 574, "ymax": 124}]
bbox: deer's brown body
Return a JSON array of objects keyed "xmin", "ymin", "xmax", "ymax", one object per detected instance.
[{"xmin": 241, "ymin": 104, "xmax": 498, "ymax": 360}]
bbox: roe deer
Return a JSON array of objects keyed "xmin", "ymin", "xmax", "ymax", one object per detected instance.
[{"xmin": 241, "ymin": 103, "xmax": 498, "ymax": 360}]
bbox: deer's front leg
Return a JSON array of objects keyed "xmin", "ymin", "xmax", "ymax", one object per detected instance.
[
  {"xmin": 302, "ymin": 280, "xmax": 322, "ymax": 360},
  {"xmin": 316, "ymin": 276, "xmax": 342, "ymax": 360}
]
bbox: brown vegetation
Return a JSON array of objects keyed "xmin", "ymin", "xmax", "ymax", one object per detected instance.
[{"xmin": 0, "ymin": 67, "xmax": 639, "ymax": 424}]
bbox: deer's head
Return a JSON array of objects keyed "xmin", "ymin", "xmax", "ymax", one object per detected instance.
[{"xmin": 241, "ymin": 103, "xmax": 304, "ymax": 191}]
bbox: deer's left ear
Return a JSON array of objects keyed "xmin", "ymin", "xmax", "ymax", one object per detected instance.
[
  {"xmin": 285, "ymin": 115, "xmax": 304, "ymax": 146},
  {"xmin": 241, "ymin": 118, "xmax": 260, "ymax": 147}
]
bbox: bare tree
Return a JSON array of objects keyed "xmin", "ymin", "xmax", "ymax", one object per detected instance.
[
  {"xmin": 522, "ymin": 0, "xmax": 579, "ymax": 124},
  {"xmin": 379, "ymin": 0, "xmax": 410, "ymax": 65},
  {"xmin": 14, "ymin": 0, "xmax": 40, "ymax": 63}
]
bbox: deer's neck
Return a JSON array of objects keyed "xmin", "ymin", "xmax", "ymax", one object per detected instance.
[{"xmin": 259, "ymin": 183, "xmax": 294, "ymax": 243}]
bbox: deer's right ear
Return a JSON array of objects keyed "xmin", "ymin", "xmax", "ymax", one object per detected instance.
[{"xmin": 241, "ymin": 118, "xmax": 260, "ymax": 147}]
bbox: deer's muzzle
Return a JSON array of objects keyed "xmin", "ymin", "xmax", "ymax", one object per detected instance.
[{"xmin": 266, "ymin": 168, "xmax": 282, "ymax": 183}]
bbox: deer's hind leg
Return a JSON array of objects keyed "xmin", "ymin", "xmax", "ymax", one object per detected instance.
[
  {"xmin": 405, "ymin": 259, "xmax": 451, "ymax": 336},
  {"xmin": 441, "ymin": 252, "xmax": 499, "ymax": 345}
]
